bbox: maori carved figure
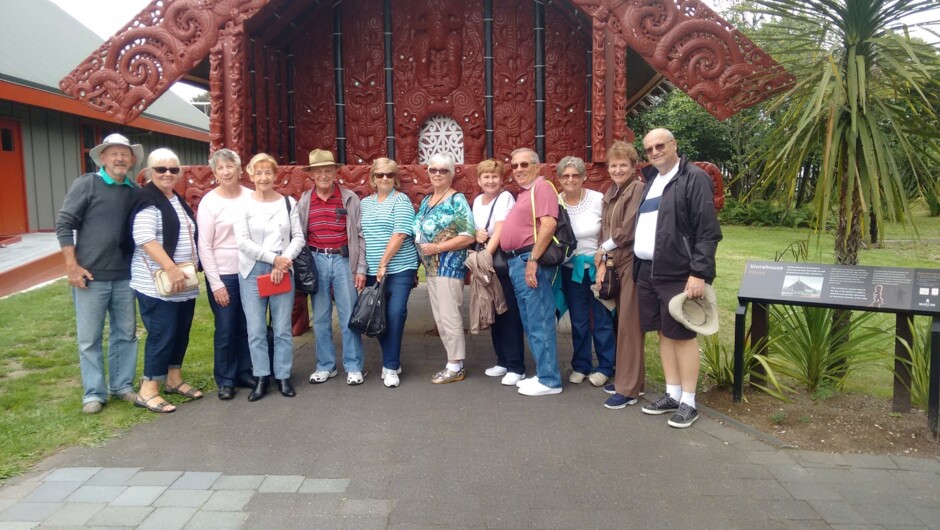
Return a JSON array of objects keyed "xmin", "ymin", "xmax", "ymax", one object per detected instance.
[
  {"xmin": 590, "ymin": 13, "xmax": 608, "ymax": 161},
  {"xmin": 609, "ymin": 19, "xmax": 631, "ymax": 142},
  {"xmin": 343, "ymin": 0, "xmax": 388, "ymax": 164},
  {"xmin": 60, "ymin": 0, "xmax": 270, "ymax": 123},
  {"xmin": 544, "ymin": 6, "xmax": 590, "ymax": 163},
  {"xmin": 209, "ymin": 23, "xmax": 248, "ymax": 156},
  {"xmin": 394, "ymin": 0, "xmax": 485, "ymax": 165},
  {"xmin": 568, "ymin": 0, "xmax": 794, "ymax": 120},
  {"xmin": 492, "ymin": 1, "xmax": 536, "ymax": 160},
  {"xmin": 292, "ymin": 13, "xmax": 338, "ymax": 162}
]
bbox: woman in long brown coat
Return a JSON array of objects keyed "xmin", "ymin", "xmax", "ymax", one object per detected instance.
[{"xmin": 595, "ymin": 141, "xmax": 646, "ymax": 408}]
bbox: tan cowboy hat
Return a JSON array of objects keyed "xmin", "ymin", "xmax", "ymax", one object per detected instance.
[
  {"xmin": 305, "ymin": 149, "xmax": 340, "ymax": 168},
  {"xmin": 668, "ymin": 284, "xmax": 720, "ymax": 336},
  {"xmin": 89, "ymin": 133, "xmax": 144, "ymax": 167}
]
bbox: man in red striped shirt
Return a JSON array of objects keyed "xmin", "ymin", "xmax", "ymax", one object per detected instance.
[{"xmin": 297, "ymin": 150, "xmax": 368, "ymax": 386}]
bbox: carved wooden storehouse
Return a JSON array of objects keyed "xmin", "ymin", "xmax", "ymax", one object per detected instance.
[{"xmin": 61, "ymin": 0, "xmax": 791, "ymax": 205}]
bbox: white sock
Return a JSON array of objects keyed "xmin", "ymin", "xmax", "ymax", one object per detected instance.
[
  {"xmin": 666, "ymin": 384, "xmax": 682, "ymax": 401},
  {"xmin": 680, "ymin": 391, "xmax": 696, "ymax": 409},
  {"xmin": 446, "ymin": 362, "xmax": 463, "ymax": 372}
]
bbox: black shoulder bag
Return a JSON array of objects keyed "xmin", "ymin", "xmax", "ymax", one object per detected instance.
[{"xmin": 284, "ymin": 196, "xmax": 318, "ymax": 294}]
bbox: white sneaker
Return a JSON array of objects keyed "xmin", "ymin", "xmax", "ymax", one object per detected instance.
[
  {"xmin": 588, "ymin": 372, "xmax": 609, "ymax": 387},
  {"xmin": 518, "ymin": 381, "xmax": 563, "ymax": 396},
  {"xmin": 516, "ymin": 376, "xmax": 538, "ymax": 388},
  {"xmin": 569, "ymin": 371, "xmax": 587, "ymax": 384},
  {"xmin": 309, "ymin": 369, "xmax": 337, "ymax": 384},
  {"xmin": 501, "ymin": 372, "xmax": 525, "ymax": 386},
  {"xmin": 381, "ymin": 367, "xmax": 400, "ymax": 388},
  {"xmin": 346, "ymin": 371, "xmax": 365, "ymax": 385},
  {"xmin": 485, "ymin": 365, "xmax": 508, "ymax": 377}
]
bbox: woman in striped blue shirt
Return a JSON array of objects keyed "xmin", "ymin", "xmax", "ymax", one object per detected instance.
[{"xmin": 360, "ymin": 158, "xmax": 419, "ymax": 388}]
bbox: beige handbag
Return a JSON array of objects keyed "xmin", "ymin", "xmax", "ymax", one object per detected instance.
[{"xmin": 147, "ymin": 218, "xmax": 199, "ymax": 296}]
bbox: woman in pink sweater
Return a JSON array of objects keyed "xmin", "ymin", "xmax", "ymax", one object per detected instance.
[{"xmin": 196, "ymin": 149, "xmax": 254, "ymax": 400}]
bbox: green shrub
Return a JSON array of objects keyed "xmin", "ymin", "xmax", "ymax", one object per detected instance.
[
  {"xmin": 699, "ymin": 333, "xmax": 788, "ymax": 401},
  {"xmin": 719, "ymin": 197, "xmax": 816, "ymax": 228},
  {"xmin": 765, "ymin": 306, "xmax": 887, "ymax": 393},
  {"xmin": 896, "ymin": 317, "xmax": 932, "ymax": 409}
]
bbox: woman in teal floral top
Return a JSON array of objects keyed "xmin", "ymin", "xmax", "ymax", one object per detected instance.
[{"xmin": 415, "ymin": 153, "xmax": 475, "ymax": 384}]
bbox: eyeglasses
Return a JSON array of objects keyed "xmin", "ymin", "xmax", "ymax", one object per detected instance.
[
  {"xmin": 374, "ymin": 172, "xmax": 396, "ymax": 179},
  {"xmin": 510, "ymin": 162, "xmax": 532, "ymax": 170},
  {"xmin": 152, "ymin": 166, "xmax": 181, "ymax": 175},
  {"xmin": 644, "ymin": 140, "xmax": 675, "ymax": 156},
  {"xmin": 559, "ymin": 173, "xmax": 582, "ymax": 180},
  {"xmin": 428, "ymin": 168, "xmax": 450, "ymax": 175}
]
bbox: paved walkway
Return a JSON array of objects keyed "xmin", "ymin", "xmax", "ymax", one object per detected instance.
[{"xmin": 2, "ymin": 285, "xmax": 939, "ymax": 529}]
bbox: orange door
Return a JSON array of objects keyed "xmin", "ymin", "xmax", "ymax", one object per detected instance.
[{"xmin": 0, "ymin": 119, "xmax": 28, "ymax": 235}]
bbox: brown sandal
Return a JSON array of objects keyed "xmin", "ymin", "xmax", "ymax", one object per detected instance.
[
  {"xmin": 134, "ymin": 394, "xmax": 176, "ymax": 413},
  {"xmin": 164, "ymin": 383, "xmax": 203, "ymax": 399}
]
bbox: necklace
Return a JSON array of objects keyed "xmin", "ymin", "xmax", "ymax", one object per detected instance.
[
  {"xmin": 564, "ymin": 188, "xmax": 584, "ymax": 207},
  {"xmin": 428, "ymin": 187, "xmax": 452, "ymax": 209}
]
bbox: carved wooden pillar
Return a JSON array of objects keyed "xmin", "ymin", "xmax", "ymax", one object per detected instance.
[
  {"xmin": 484, "ymin": 0, "xmax": 494, "ymax": 158},
  {"xmin": 287, "ymin": 52, "xmax": 296, "ymax": 163},
  {"xmin": 591, "ymin": 16, "xmax": 607, "ymax": 162},
  {"xmin": 585, "ymin": 45, "xmax": 593, "ymax": 161},
  {"xmin": 209, "ymin": 23, "xmax": 248, "ymax": 158},
  {"xmin": 612, "ymin": 29, "xmax": 629, "ymax": 141},
  {"xmin": 383, "ymin": 0, "xmax": 396, "ymax": 160},
  {"xmin": 534, "ymin": 0, "xmax": 546, "ymax": 160},
  {"xmin": 333, "ymin": 5, "xmax": 347, "ymax": 164}
]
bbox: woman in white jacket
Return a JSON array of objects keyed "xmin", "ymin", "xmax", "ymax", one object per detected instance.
[{"xmin": 235, "ymin": 153, "xmax": 304, "ymax": 401}]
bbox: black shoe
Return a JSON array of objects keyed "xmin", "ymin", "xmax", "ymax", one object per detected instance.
[
  {"xmin": 235, "ymin": 376, "xmax": 259, "ymax": 389},
  {"xmin": 247, "ymin": 377, "xmax": 269, "ymax": 402},
  {"xmin": 667, "ymin": 403, "xmax": 700, "ymax": 428},
  {"xmin": 276, "ymin": 378, "xmax": 296, "ymax": 397},
  {"xmin": 217, "ymin": 386, "xmax": 235, "ymax": 400}
]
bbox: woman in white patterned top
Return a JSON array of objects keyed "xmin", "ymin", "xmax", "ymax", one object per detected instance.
[
  {"xmin": 129, "ymin": 148, "xmax": 201, "ymax": 413},
  {"xmin": 556, "ymin": 156, "xmax": 615, "ymax": 388}
]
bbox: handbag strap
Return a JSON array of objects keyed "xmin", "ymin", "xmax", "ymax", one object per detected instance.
[
  {"xmin": 530, "ymin": 181, "xmax": 562, "ymax": 242},
  {"xmin": 483, "ymin": 191, "xmax": 503, "ymax": 231},
  {"xmin": 142, "ymin": 208, "xmax": 195, "ymax": 277}
]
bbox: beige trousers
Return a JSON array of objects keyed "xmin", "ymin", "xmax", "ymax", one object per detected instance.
[{"xmin": 427, "ymin": 276, "xmax": 466, "ymax": 361}]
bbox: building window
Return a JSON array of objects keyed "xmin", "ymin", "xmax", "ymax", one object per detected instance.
[{"xmin": 418, "ymin": 115, "xmax": 464, "ymax": 164}]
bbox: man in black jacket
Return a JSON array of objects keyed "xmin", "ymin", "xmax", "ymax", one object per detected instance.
[{"xmin": 635, "ymin": 128, "xmax": 722, "ymax": 428}]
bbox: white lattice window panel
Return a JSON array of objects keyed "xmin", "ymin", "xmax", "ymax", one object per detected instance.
[{"xmin": 418, "ymin": 115, "xmax": 464, "ymax": 164}]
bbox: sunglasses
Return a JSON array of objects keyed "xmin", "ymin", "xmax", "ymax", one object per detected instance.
[
  {"xmin": 510, "ymin": 162, "xmax": 532, "ymax": 170},
  {"xmin": 559, "ymin": 173, "xmax": 582, "ymax": 180},
  {"xmin": 644, "ymin": 140, "xmax": 674, "ymax": 156},
  {"xmin": 428, "ymin": 168, "xmax": 450, "ymax": 175},
  {"xmin": 374, "ymin": 172, "xmax": 396, "ymax": 179},
  {"xmin": 152, "ymin": 166, "xmax": 181, "ymax": 175}
]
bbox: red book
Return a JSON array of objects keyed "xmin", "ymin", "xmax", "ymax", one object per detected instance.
[{"xmin": 256, "ymin": 273, "xmax": 291, "ymax": 297}]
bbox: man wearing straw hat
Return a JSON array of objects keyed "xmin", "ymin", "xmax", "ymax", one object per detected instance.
[
  {"xmin": 297, "ymin": 149, "xmax": 368, "ymax": 386},
  {"xmin": 55, "ymin": 133, "xmax": 144, "ymax": 414},
  {"xmin": 635, "ymin": 128, "xmax": 722, "ymax": 428}
]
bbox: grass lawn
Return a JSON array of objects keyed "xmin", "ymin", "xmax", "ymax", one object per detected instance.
[{"xmin": 0, "ymin": 209, "xmax": 937, "ymax": 479}]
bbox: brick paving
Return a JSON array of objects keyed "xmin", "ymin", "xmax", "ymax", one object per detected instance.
[{"xmin": 2, "ymin": 285, "xmax": 939, "ymax": 528}]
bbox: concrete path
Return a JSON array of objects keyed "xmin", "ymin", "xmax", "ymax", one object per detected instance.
[{"xmin": 2, "ymin": 285, "xmax": 939, "ymax": 529}]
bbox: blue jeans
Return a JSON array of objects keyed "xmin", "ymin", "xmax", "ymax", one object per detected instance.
[
  {"xmin": 73, "ymin": 279, "xmax": 138, "ymax": 404},
  {"xmin": 508, "ymin": 253, "xmax": 562, "ymax": 388},
  {"xmin": 366, "ymin": 269, "xmax": 416, "ymax": 371},
  {"xmin": 492, "ymin": 268, "xmax": 526, "ymax": 374},
  {"xmin": 239, "ymin": 261, "xmax": 294, "ymax": 379},
  {"xmin": 206, "ymin": 274, "xmax": 253, "ymax": 386},
  {"xmin": 311, "ymin": 253, "xmax": 363, "ymax": 373},
  {"xmin": 136, "ymin": 293, "xmax": 196, "ymax": 381},
  {"xmin": 561, "ymin": 265, "xmax": 616, "ymax": 376}
]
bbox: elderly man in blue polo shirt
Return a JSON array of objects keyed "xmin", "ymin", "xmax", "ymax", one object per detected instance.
[{"xmin": 56, "ymin": 134, "xmax": 143, "ymax": 414}]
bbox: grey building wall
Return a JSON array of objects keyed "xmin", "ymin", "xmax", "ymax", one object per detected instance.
[{"xmin": 0, "ymin": 100, "xmax": 209, "ymax": 231}]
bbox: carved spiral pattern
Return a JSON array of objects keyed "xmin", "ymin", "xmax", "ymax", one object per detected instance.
[{"xmin": 570, "ymin": 0, "xmax": 793, "ymax": 120}]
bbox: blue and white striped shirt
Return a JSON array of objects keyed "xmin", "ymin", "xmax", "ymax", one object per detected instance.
[{"xmin": 361, "ymin": 191, "xmax": 418, "ymax": 275}]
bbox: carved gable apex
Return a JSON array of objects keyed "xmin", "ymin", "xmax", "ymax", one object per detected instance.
[
  {"xmin": 59, "ymin": 0, "xmax": 270, "ymax": 123},
  {"xmin": 570, "ymin": 0, "xmax": 793, "ymax": 120}
]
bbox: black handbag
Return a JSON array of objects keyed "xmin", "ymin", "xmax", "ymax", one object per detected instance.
[
  {"xmin": 284, "ymin": 197, "xmax": 318, "ymax": 294},
  {"xmin": 475, "ymin": 192, "xmax": 510, "ymax": 276},
  {"xmin": 348, "ymin": 281, "xmax": 388, "ymax": 338},
  {"xmin": 530, "ymin": 184, "xmax": 577, "ymax": 267},
  {"xmin": 598, "ymin": 255, "xmax": 621, "ymax": 300}
]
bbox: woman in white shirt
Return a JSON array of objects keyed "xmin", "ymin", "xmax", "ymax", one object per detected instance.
[
  {"xmin": 235, "ymin": 153, "xmax": 304, "ymax": 401},
  {"xmin": 196, "ymin": 149, "xmax": 254, "ymax": 400},
  {"xmin": 557, "ymin": 156, "xmax": 615, "ymax": 388},
  {"xmin": 129, "ymin": 148, "xmax": 201, "ymax": 413},
  {"xmin": 472, "ymin": 159, "xmax": 526, "ymax": 386}
]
